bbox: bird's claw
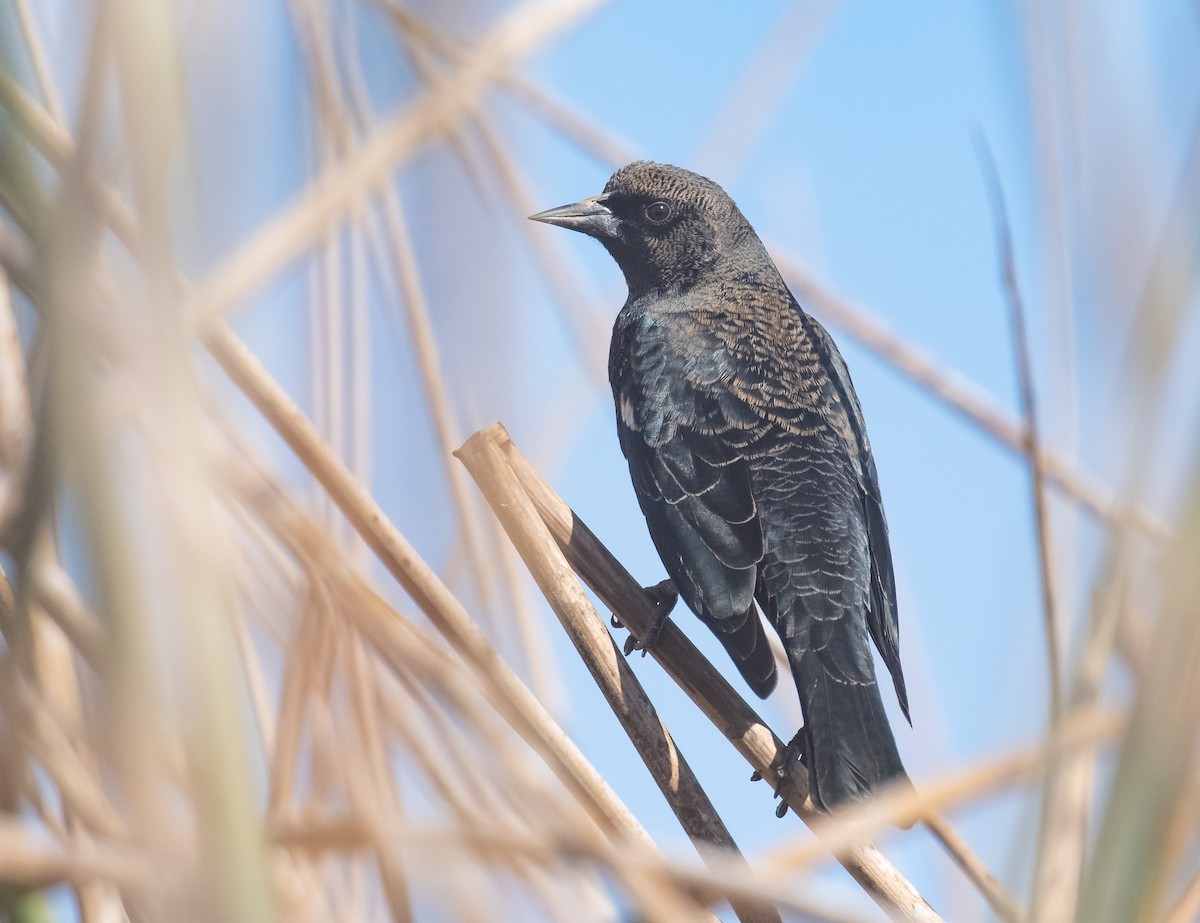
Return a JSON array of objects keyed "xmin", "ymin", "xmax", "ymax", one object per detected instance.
[
  {"xmin": 751, "ymin": 729, "xmax": 807, "ymax": 819},
  {"xmin": 621, "ymin": 579, "xmax": 678, "ymax": 657}
]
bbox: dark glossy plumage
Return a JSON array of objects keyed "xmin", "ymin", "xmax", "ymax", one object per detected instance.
[{"xmin": 531, "ymin": 161, "xmax": 911, "ymax": 812}]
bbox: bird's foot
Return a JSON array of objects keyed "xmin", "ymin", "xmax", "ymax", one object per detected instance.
[
  {"xmin": 750, "ymin": 729, "xmax": 807, "ymax": 818},
  {"xmin": 619, "ymin": 579, "xmax": 678, "ymax": 657}
]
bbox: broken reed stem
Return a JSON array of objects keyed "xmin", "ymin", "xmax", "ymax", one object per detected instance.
[
  {"xmin": 202, "ymin": 318, "xmax": 658, "ymax": 856},
  {"xmin": 469, "ymin": 423, "xmax": 945, "ymax": 923},
  {"xmin": 456, "ymin": 429, "xmax": 780, "ymax": 923}
]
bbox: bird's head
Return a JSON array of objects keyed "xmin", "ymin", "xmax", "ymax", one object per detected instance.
[{"xmin": 530, "ymin": 161, "xmax": 756, "ymax": 297}]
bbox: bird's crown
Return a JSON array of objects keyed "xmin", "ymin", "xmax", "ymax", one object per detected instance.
[{"xmin": 603, "ymin": 161, "xmax": 739, "ymax": 221}]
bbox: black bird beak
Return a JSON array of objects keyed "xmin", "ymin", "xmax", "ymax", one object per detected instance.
[{"xmin": 528, "ymin": 194, "xmax": 619, "ymax": 240}]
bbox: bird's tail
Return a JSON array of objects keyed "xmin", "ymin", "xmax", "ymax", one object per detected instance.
[
  {"xmin": 701, "ymin": 605, "xmax": 777, "ymax": 699},
  {"xmin": 787, "ymin": 643, "xmax": 911, "ymax": 812}
]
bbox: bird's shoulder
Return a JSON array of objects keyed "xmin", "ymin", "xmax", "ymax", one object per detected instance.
[
  {"xmin": 608, "ymin": 275, "xmax": 876, "ymax": 473},
  {"xmin": 608, "ymin": 290, "xmax": 718, "ymax": 394},
  {"xmin": 609, "ymin": 292, "xmax": 731, "ymax": 446}
]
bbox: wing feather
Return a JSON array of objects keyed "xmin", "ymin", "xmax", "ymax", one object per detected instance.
[{"xmin": 611, "ymin": 311, "xmax": 776, "ymax": 697}]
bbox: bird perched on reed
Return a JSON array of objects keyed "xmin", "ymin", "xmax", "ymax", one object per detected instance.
[{"xmin": 531, "ymin": 161, "xmax": 911, "ymax": 812}]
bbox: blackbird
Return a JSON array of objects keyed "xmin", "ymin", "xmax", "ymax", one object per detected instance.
[{"xmin": 531, "ymin": 161, "xmax": 911, "ymax": 812}]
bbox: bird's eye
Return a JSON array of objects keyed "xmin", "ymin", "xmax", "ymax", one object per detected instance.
[{"xmin": 644, "ymin": 201, "xmax": 672, "ymax": 224}]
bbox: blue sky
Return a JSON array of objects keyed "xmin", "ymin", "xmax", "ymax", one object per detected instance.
[{"xmin": 20, "ymin": 0, "xmax": 1200, "ymax": 919}]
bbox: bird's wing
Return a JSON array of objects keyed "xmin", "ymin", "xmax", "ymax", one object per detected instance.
[
  {"xmin": 798, "ymin": 310, "xmax": 909, "ymax": 722},
  {"xmin": 611, "ymin": 311, "xmax": 776, "ymax": 697}
]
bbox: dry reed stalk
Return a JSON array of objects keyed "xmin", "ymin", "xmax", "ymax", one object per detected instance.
[
  {"xmin": 473, "ymin": 422, "xmax": 946, "ymax": 923},
  {"xmin": 27, "ymin": 557, "xmax": 105, "ymax": 674},
  {"xmin": 381, "ymin": 822, "xmax": 883, "ymax": 923},
  {"xmin": 348, "ymin": 214, "xmax": 372, "ymax": 564},
  {"xmin": 353, "ymin": 600, "xmax": 706, "ymax": 923},
  {"xmin": 498, "ymin": 74, "xmax": 638, "ymax": 169},
  {"xmin": 977, "ymin": 140, "xmax": 1077, "ymax": 923},
  {"xmin": 473, "ymin": 115, "xmax": 612, "ymax": 379},
  {"xmin": 1, "ymin": 26, "xmax": 167, "ymax": 919},
  {"xmin": 10, "ymin": 0, "xmax": 64, "ymax": 124},
  {"xmin": 0, "ymin": 822, "xmax": 147, "ymax": 892},
  {"xmin": 920, "ymin": 817, "xmax": 1024, "ymax": 923},
  {"xmin": 0, "ymin": 217, "xmax": 35, "ymax": 297},
  {"xmin": 979, "ymin": 141, "xmax": 1063, "ymax": 718},
  {"xmin": 14, "ymin": 554, "xmax": 128, "ymax": 921},
  {"xmin": 1111, "ymin": 92, "xmax": 1200, "ymax": 489},
  {"xmin": 375, "ymin": 188, "xmax": 503, "ymax": 609},
  {"xmin": 293, "ymin": 0, "xmax": 373, "ymax": 564},
  {"xmin": 221, "ymin": 377, "xmax": 726, "ymax": 923},
  {"xmin": 760, "ymin": 708, "xmax": 1121, "ymax": 871},
  {"xmin": 457, "ymin": 429, "xmax": 781, "ymax": 923},
  {"xmin": 223, "ymin": 484, "xmax": 308, "ymax": 644},
  {"xmin": 0, "ymin": 270, "xmax": 109, "ymax": 913},
  {"xmin": 25, "ymin": 536, "xmax": 118, "ymax": 923},
  {"xmin": 112, "ymin": 0, "xmax": 276, "ymax": 915},
  {"xmin": 371, "ymin": 0, "xmax": 460, "ymax": 59},
  {"xmin": 317, "ymin": 222, "xmax": 346, "ymax": 526},
  {"xmin": 0, "ymin": 270, "xmax": 32, "ymax": 537},
  {"xmin": 341, "ymin": 633, "xmax": 413, "ymax": 923},
  {"xmin": 1076, "ymin": 478, "xmax": 1200, "ymax": 923},
  {"xmin": 230, "ymin": 603, "xmax": 277, "ymax": 758},
  {"xmin": 336, "ymin": 7, "xmax": 553, "ymax": 691},
  {"xmin": 231, "ymin": 444, "xmax": 705, "ymax": 923},
  {"xmin": 204, "ymin": 319, "xmax": 660, "ymax": 857},
  {"xmin": 0, "ymin": 566, "xmax": 13, "ymax": 651},
  {"xmin": 31, "ymin": 34, "xmax": 189, "ymax": 918},
  {"xmin": 1018, "ymin": 0, "xmax": 1082, "ymax": 542},
  {"xmin": 1164, "ymin": 868, "xmax": 1200, "ymax": 923},
  {"xmin": 0, "ymin": 75, "xmax": 138, "ymax": 257},
  {"xmin": 265, "ymin": 578, "xmax": 338, "ymax": 822},
  {"xmin": 0, "ymin": 668, "xmax": 124, "ymax": 839},
  {"xmin": 368, "ymin": 632, "xmax": 628, "ymax": 922}
]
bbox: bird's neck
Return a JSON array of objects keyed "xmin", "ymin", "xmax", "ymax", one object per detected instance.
[
  {"xmin": 604, "ymin": 244, "xmax": 715, "ymax": 300},
  {"xmin": 615, "ymin": 238, "xmax": 781, "ymax": 304}
]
